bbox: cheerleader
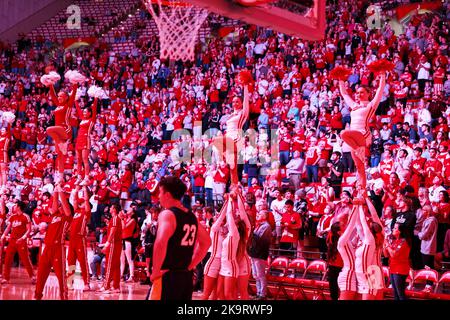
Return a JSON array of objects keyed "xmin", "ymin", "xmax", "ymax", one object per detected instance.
[
  {"xmin": 0, "ymin": 112, "xmax": 14, "ymax": 188},
  {"xmin": 212, "ymin": 79, "xmax": 250, "ymax": 186},
  {"xmin": 202, "ymin": 202, "xmax": 227, "ymax": 300},
  {"xmin": 75, "ymin": 87, "xmax": 99, "ymax": 185},
  {"xmin": 42, "ymin": 70, "xmax": 85, "ymax": 183},
  {"xmin": 337, "ymin": 201, "xmax": 359, "ymax": 300},
  {"xmin": 338, "ymin": 72, "xmax": 386, "ymax": 187}
]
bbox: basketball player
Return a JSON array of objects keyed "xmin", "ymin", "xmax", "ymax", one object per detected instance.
[
  {"xmin": 338, "ymin": 72, "xmax": 386, "ymax": 187},
  {"xmin": 150, "ymin": 176, "xmax": 211, "ymax": 300},
  {"xmin": 98, "ymin": 203, "xmax": 123, "ymax": 294},
  {"xmin": 34, "ymin": 184, "xmax": 72, "ymax": 300},
  {"xmin": 67, "ymin": 185, "xmax": 91, "ymax": 291},
  {"xmin": 75, "ymin": 97, "xmax": 97, "ymax": 185},
  {"xmin": 1, "ymin": 201, "xmax": 35, "ymax": 285}
]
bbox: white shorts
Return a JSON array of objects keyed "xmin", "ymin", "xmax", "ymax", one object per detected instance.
[
  {"xmin": 237, "ymin": 255, "xmax": 251, "ymax": 277},
  {"xmin": 204, "ymin": 257, "xmax": 221, "ymax": 278},
  {"xmin": 219, "ymin": 259, "xmax": 239, "ymax": 278},
  {"xmin": 338, "ymin": 268, "xmax": 357, "ymax": 293},
  {"xmin": 356, "ymin": 268, "xmax": 384, "ymax": 294}
]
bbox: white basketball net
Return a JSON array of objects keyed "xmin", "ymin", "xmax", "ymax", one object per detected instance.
[{"xmin": 143, "ymin": 0, "xmax": 209, "ymax": 61}]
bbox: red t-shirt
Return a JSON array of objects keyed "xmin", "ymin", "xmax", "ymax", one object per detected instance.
[
  {"xmin": 108, "ymin": 216, "xmax": 123, "ymax": 243},
  {"xmin": 9, "ymin": 214, "xmax": 30, "ymax": 240},
  {"xmin": 389, "ymin": 239, "xmax": 410, "ymax": 275},
  {"xmin": 280, "ymin": 212, "xmax": 301, "ymax": 243},
  {"xmin": 70, "ymin": 208, "xmax": 91, "ymax": 238},
  {"xmin": 44, "ymin": 211, "xmax": 71, "ymax": 246}
]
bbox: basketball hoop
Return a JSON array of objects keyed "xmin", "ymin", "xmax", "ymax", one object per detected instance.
[{"xmin": 143, "ymin": 0, "xmax": 208, "ymax": 61}]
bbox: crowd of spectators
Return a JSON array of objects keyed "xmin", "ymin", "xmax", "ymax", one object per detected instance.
[{"xmin": 0, "ymin": 0, "xmax": 449, "ymax": 284}]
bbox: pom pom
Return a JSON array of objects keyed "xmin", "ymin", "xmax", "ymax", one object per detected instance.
[
  {"xmin": 236, "ymin": 69, "xmax": 254, "ymax": 85},
  {"xmin": 87, "ymin": 85, "xmax": 103, "ymax": 98},
  {"xmin": 64, "ymin": 70, "xmax": 74, "ymax": 80},
  {"xmin": 40, "ymin": 75, "xmax": 51, "ymax": 86},
  {"xmin": 368, "ymin": 59, "xmax": 395, "ymax": 75},
  {"xmin": 329, "ymin": 66, "xmax": 352, "ymax": 81},
  {"xmin": 2, "ymin": 111, "xmax": 16, "ymax": 124},
  {"xmin": 48, "ymin": 71, "xmax": 61, "ymax": 82},
  {"xmin": 66, "ymin": 70, "xmax": 86, "ymax": 84}
]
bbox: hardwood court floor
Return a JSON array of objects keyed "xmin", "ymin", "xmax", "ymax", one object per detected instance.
[{"xmin": 0, "ymin": 268, "xmax": 203, "ymax": 300}]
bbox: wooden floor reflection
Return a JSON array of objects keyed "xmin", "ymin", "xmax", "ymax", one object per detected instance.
[{"xmin": 0, "ymin": 268, "xmax": 202, "ymax": 300}]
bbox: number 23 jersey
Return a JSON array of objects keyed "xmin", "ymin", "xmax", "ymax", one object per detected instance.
[{"xmin": 162, "ymin": 207, "xmax": 198, "ymax": 271}]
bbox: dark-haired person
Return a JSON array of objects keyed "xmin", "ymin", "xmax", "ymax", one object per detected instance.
[
  {"xmin": 433, "ymin": 190, "xmax": 450, "ymax": 253},
  {"xmin": 1, "ymin": 200, "xmax": 35, "ymax": 285},
  {"xmin": 98, "ymin": 203, "xmax": 122, "ymax": 294},
  {"xmin": 280, "ymin": 199, "xmax": 301, "ymax": 257},
  {"xmin": 383, "ymin": 223, "xmax": 411, "ymax": 300},
  {"xmin": 75, "ymin": 97, "xmax": 97, "ymax": 186},
  {"xmin": 150, "ymin": 176, "xmax": 211, "ymax": 300},
  {"xmin": 120, "ymin": 207, "xmax": 139, "ymax": 282},
  {"xmin": 34, "ymin": 184, "xmax": 72, "ymax": 300},
  {"xmin": 327, "ymin": 151, "xmax": 344, "ymax": 198},
  {"xmin": 338, "ymin": 72, "xmax": 386, "ymax": 188},
  {"xmin": 409, "ymin": 147, "xmax": 426, "ymax": 197},
  {"xmin": 326, "ymin": 222, "xmax": 343, "ymax": 301},
  {"xmin": 67, "ymin": 185, "xmax": 91, "ymax": 291}
]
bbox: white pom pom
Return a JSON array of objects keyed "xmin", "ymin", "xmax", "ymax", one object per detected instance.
[
  {"xmin": 40, "ymin": 75, "xmax": 51, "ymax": 86},
  {"xmin": 64, "ymin": 70, "xmax": 74, "ymax": 80},
  {"xmin": 48, "ymin": 71, "xmax": 61, "ymax": 82},
  {"xmin": 68, "ymin": 70, "xmax": 86, "ymax": 84},
  {"xmin": 2, "ymin": 111, "xmax": 16, "ymax": 124},
  {"xmin": 87, "ymin": 85, "xmax": 103, "ymax": 98}
]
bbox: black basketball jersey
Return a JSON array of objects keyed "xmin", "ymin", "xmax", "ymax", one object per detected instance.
[{"xmin": 161, "ymin": 207, "xmax": 198, "ymax": 271}]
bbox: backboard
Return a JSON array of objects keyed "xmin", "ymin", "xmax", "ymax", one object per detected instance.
[{"xmin": 184, "ymin": 0, "xmax": 326, "ymax": 41}]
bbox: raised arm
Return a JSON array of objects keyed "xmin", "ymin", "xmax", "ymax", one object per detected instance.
[
  {"xmin": 338, "ymin": 80, "xmax": 356, "ymax": 108},
  {"xmin": 75, "ymin": 100, "xmax": 83, "ymax": 119},
  {"xmin": 49, "ymin": 85, "xmax": 59, "ymax": 106},
  {"xmin": 59, "ymin": 188, "xmax": 73, "ymax": 217},
  {"xmin": 68, "ymin": 83, "xmax": 78, "ymax": 109},
  {"xmin": 358, "ymin": 204, "xmax": 375, "ymax": 244},
  {"xmin": 371, "ymin": 73, "xmax": 386, "ymax": 109},
  {"xmin": 211, "ymin": 201, "xmax": 227, "ymax": 233},
  {"xmin": 365, "ymin": 196, "xmax": 382, "ymax": 227},
  {"xmin": 91, "ymin": 97, "xmax": 98, "ymax": 120},
  {"xmin": 236, "ymin": 192, "xmax": 252, "ymax": 237},
  {"xmin": 225, "ymin": 199, "xmax": 239, "ymax": 237},
  {"xmin": 239, "ymin": 85, "xmax": 250, "ymax": 127},
  {"xmin": 83, "ymin": 186, "xmax": 91, "ymax": 213},
  {"xmin": 339, "ymin": 205, "xmax": 359, "ymax": 244}
]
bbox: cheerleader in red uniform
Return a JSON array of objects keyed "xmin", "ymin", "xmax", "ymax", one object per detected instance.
[
  {"xmin": 0, "ymin": 122, "xmax": 11, "ymax": 189},
  {"xmin": 34, "ymin": 184, "xmax": 73, "ymax": 300},
  {"xmin": 42, "ymin": 70, "xmax": 84, "ymax": 183},
  {"xmin": 338, "ymin": 72, "xmax": 386, "ymax": 187},
  {"xmin": 75, "ymin": 95, "xmax": 97, "ymax": 185}
]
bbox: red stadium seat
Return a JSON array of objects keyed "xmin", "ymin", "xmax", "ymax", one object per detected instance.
[
  {"xmin": 411, "ymin": 269, "xmax": 439, "ymax": 292},
  {"xmin": 268, "ymin": 257, "xmax": 289, "ymax": 277},
  {"xmin": 286, "ymin": 258, "xmax": 308, "ymax": 278},
  {"xmin": 303, "ymin": 260, "xmax": 327, "ymax": 281},
  {"xmin": 435, "ymin": 271, "xmax": 450, "ymax": 294}
]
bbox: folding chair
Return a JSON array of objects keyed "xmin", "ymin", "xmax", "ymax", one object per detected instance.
[
  {"xmin": 435, "ymin": 271, "xmax": 450, "ymax": 294},
  {"xmin": 303, "ymin": 260, "xmax": 327, "ymax": 281},
  {"xmin": 410, "ymin": 269, "xmax": 439, "ymax": 292},
  {"xmin": 286, "ymin": 258, "xmax": 308, "ymax": 278}
]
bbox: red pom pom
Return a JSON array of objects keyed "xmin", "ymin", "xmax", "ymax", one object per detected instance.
[
  {"xmin": 236, "ymin": 70, "xmax": 254, "ymax": 85},
  {"xmin": 329, "ymin": 66, "xmax": 352, "ymax": 81},
  {"xmin": 368, "ymin": 59, "xmax": 394, "ymax": 75}
]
